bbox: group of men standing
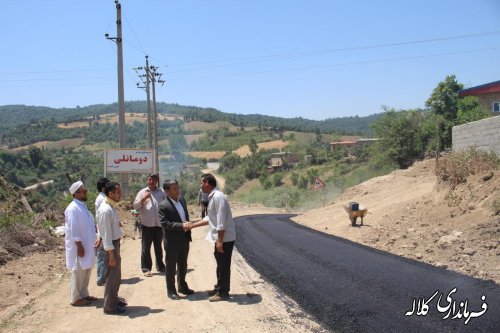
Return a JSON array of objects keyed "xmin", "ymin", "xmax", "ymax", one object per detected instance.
[
  {"xmin": 64, "ymin": 173, "xmax": 236, "ymax": 316},
  {"xmin": 65, "ymin": 179, "xmax": 125, "ymax": 314}
]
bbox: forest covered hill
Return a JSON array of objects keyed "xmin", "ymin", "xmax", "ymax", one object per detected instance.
[{"xmin": 0, "ymin": 102, "xmax": 380, "ymax": 136}]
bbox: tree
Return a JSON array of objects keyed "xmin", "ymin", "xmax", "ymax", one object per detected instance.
[
  {"xmin": 272, "ymin": 173, "xmax": 283, "ymax": 187},
  {"xmin": 259, "ymin": 174, "xmax": 272, "ymax": 189},
  {"xmin": 249, "ymin": 138, "xmax": 258, "ymax": 156},
  {"xmin": 28, "ymin": 146, "xmax": 43, "ymax": 168},
  {"xmin": 426, "ymin": 75, "xmax": 463, "ymax": 122},
  {"xmin": 455, "ymin": 96, "xmax": 490, "ymax": 126},
  {"xmin": 219, "ymin": 153, "xmax": 241, "ymax": 173},
  {"xmin": 371, "ymin": 108, "xmax": 437, "ymax": 169},
  {"xmin": 425, "ymin": 75, "xmax": 463, "ymax": 147},
  {"xmin": 168, "ymin": 134, "xmax": 188, "ymax": 151}
]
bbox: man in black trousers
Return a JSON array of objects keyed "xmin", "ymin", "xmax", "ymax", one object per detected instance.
[
  {"xmin": 190, "ymin": 173, "xmax": 236, "ymax": 302},
  {"xmin": 133, "ymin": 173, "xmax": 166, "ymax": 276},
  {"xmin": 158, "ymin": 179, "xmax": 194, "ymax": 300}
]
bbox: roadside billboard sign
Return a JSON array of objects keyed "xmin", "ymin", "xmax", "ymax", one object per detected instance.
[{"xmin": 105, "ymin": 149, "xmax": 153, "ymax": 173}]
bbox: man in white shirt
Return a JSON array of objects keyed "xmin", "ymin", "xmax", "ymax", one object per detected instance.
[
  {"xmin": 97, "ymin": 182, "xmax": 126, "ymax": 315},
  {"xmin": 94, "ymin": 177, "xmax": 109, "ymax": 286},
  {"xmin": 133, "ymin": 173, "xmax": 167, "ymax": 277},
  {"xmin": 190, "ymin": 173, "xmax": 236, "ymax": 302},
  {"xmin": 64, "ymin": 181, "xmax": 98, "ymax": 306}
]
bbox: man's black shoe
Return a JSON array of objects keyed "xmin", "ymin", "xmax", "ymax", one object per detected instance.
[
  {"xmin": 104, "ymin": 306, "xmax": 126, "ymax": 315},
  {"xmin": 207, "ymin": 289, "xmax": 218, "ymax": 297},
  {"xmin": 168, "ymin": 291, "xmax": 181, "ymax": 300},
  {"xmin": 118, "ymin": 301, "xmax": 128, "ymax": 307},
  {"xmin": 178, "ymin": 287, "xmax": 194, "ymax": 295}
]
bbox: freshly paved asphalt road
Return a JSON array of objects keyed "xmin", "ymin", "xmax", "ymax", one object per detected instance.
[{"xmin": 235, "ymin": 214, "xmax": 500, "ymax": 333}]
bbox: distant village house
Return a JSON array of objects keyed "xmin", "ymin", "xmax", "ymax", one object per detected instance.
[{"xmin": 267, "ymin": 152, "xmax": 300, "ymax": 172}]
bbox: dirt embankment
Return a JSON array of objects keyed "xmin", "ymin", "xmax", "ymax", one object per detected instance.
[{"xmin": 293, "ymin": 158, "xmax": 500, "ymax": 284}]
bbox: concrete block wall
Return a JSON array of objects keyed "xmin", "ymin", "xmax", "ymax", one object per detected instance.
[{"xmin": 452, "ymin": 115, "xmax": 500, "ymax": 156}]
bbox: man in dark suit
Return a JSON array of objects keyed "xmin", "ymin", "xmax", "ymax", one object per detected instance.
[{"xmin": 158, "ymin": 179, "xmax": 193, "ymax": 300}]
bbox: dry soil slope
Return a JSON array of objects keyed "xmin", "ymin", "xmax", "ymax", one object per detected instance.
[{"xmin": 293, "ymin": 158, "xmax": 500, "ymax": 284}]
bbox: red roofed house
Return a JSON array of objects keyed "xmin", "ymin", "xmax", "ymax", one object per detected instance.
[{"xmin": 458, "ymin": 80, "xmax": 500, "ymax": 116}]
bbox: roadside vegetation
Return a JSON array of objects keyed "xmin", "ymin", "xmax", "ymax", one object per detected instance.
[{"xmin": 435, "ymin": 147, "xmax": 499, "ymax": 187}]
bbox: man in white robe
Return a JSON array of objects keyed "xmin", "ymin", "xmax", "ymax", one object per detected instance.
[{"xmin": 64, "ymin": 181, "xmax": 97, "ymax": 306}]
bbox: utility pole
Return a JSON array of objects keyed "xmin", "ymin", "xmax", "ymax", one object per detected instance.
[
  {"xmin": 106, "ymin": 0, "xmax": 128, "ymax": 196},
  {"xmin": 135, "ymin": 61, "xmax": 164, "ymax": 174},
  {"xmin": 145, "ymin": 57, "xmax": 153, "ymax": 150},
  {"xmin": 150, "ymin": 65, "xmax": 164, "ymax": 173},
  {"xmin": 134, "ymin": 56, "xmax": 153, "ymax": 150}
]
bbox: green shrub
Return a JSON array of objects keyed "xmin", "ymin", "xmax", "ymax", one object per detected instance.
[
  {"xmin": 297, "ymin": 176, "xmax": 308, "ymax": 189},
  {"xmin": 43, "ymin": 219, "xmax": 57, "ymax": 230},
  {"xmin": 272, "ymin": 173, "xmax": 283, "ymax": 187}
]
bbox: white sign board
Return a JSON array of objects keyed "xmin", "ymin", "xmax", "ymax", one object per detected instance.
[{"xmin": 106, "ymin": 149, "xmax": 153, "ymax": 173}]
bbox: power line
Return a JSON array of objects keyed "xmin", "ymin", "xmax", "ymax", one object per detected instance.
[
  {"xmin": 1, "ymin": 45, "xmax": 498, "ymax": 87},
  {"xmin": 2, "ymin": 29, "xmax": 498, "ymax": 78},
  {"xmin": 0, "ymin": 82, "xmax": 116, "ymax": 88},
  {"xmin": 150, "ymin": 30, "xmax": 500, "ymax": 69},
  {"xmin": 2, "ymin": 30, "xmax": 498, "ymax": 78},
  {"xmin": 0, "ymin": 69, "xmax": 115, "ymax": 75},
  {"xmin": 123, "ymin": 16, "xmax": 147, "ymax": 55},
  {"xmin": 1, "ymin": 42, "xmax": 498, "ymax": 87},
  {"xmin": 0, "ymin": 76, "xmax": 115, "ymax": 82},
  {"xmin": 165, "ymin": 46, "xmax": 500, "ymax": 82}
]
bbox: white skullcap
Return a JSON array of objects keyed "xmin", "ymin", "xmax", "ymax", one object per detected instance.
[{"xmin": 69, "ymin": 181, "xmax": 84, "ymax": 195}]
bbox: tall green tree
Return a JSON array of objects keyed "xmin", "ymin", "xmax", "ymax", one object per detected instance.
[
  {"xmin": 455, "ymin": 96, "xmax": 490, "ymax": 126},
  {"xmin": 426, "ymin": 75, "xmax": 463, "ymax": 122},
  {"xmin": 28, "ymin": 146, "xmax": 43, "ymax": 168},
  {"xmin": 249, "ymin": 138, "xmax": 258, "ymax": 155},
  {"xmin": 425, "ymin": 75, "xmax": 463, "ymax": 147},
  {"xmin": 168, "ymin": 134, "xmax": 188, "ymax": 151},
  {"xmin": 371, "ymin": 108, "xmax": 437, "ymax": 169}
]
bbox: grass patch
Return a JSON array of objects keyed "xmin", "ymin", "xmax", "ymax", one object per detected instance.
[{"xmin": 0, "ymin": 212, "xmax": 33, "ymax": 229}]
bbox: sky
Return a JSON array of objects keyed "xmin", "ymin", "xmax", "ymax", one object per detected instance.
[{"xmin": 0, "ymin": 0, "xmax": 499, "ymax": 120}]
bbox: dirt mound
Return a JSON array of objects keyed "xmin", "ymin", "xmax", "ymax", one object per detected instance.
[
  {"xmin": 293, "ymin": 158, "xmax": 500, "ymax": 284},
  {"xmin": 0, "ymin": 177, "xmax": 63, "ymax": 266}
]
